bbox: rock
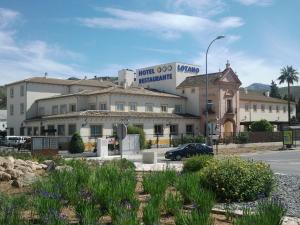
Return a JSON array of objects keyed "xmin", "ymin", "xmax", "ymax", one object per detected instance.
[
  {"xmin": 0, "ymin": 157, "xmax": 5, "ymax": 166},
  {"xmin": 14, "ymin": 165, "xmax": 33, "ymax": 174},
  {"xmin": 15, "ymin": 159, "xmax": 27, "ymax": 167},
  {"xmin": 55, "ymin": 165, "xmax": 73, "ymax": 172},
  {"xmin": 39, "ymin": 164, "xmax": 48, "ymax": 170},
  {"xmin": 0, "ymin": 171, "xmax": 11, "ymax": 181},
  {"xmin": 43, "ymin": 160, "xmax": 56, "ymax": 171},
  {"xmin": 2, "ymin": 161, "xmax": 14, "ymax": 170},
  {"xmin": 5, "ymin": 169, "xmax": 24, "ymax": 179},
  {"xmin": 7, "ymin": 156, "xmax": 15, "ymax": 165},
  {"xmin": 12, "ymin": 173, "xmax": 37, "ymax": 188},
  {"xmin": 34, "ymin": 164, "xmax": 44, "ymax": 170},
  {"xmin": 0, "ymin": 166, "xmax": 5, "ymax": 172}
]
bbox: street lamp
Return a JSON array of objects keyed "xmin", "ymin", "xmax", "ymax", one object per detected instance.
[{"xmin": 205, "ymin": 35, "xmax": 225, "ymax": 145}]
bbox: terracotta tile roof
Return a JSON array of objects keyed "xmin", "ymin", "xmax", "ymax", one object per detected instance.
[
  {"xmin": 36, "ymin": 86, "xmax": 185, "ymax": 101},
  {"xmin": 26, "ymin": 111, "xmax": 198, "ymax": 120},
  {"xmin": 6, "ymin": 77, "xmax": 115, "ymax": 88},
  {"xmin": 177, "ymin": 68, "xmax": 241, "ymax": 88},
  {"xmin": 239, "ymin": 88, "xmax": 296, "ymax": 104}
]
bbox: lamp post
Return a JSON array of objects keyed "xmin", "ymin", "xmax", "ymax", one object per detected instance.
[{"xmin": 205, "ymin": 36, "xmax": 225, "ymax": 144}]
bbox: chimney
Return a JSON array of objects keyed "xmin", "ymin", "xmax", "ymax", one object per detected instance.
[
  {"xmin": 244, "ymin": 87, "xmax": 248, "ymax": 94},
  {"xmin": 226, "ymin": 60, "xmax": 230, "ymax": 69}
]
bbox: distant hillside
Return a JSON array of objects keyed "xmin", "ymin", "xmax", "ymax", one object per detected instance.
[
  {"xmin": 0, "ymin": 86, "xmax": 6, "ymax": 110},
  {"xmin": 278, "ymin": 86, "xmax": 300, "ymax": 102},
  {"xmin": 247, "ymin": 83, "xmax": 270, "ymax": 91}
]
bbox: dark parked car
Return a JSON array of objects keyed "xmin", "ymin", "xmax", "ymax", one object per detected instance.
[{"xmin": 165, "ymin": 143, "xmax": 213, "ymax": 161}]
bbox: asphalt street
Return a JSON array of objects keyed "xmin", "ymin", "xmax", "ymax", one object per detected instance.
[{"xmin": 240, "ymin": 150, "xmax": 300, "ymax": 176}]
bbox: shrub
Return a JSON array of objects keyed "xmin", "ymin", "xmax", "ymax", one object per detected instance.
[
  {"xmin": 234, "ymin": 200, "xmax": 285, "ymax": 225},
  {"xmin": 175, "ymin": 210, "xmax": 213, "ymax": 225},
  {"xmin": 143, "ymin": 196, "xmax": 161, "ymax": 225},
  {"xmin": 183, "ymin": 155, "xmax": 213, "ymax": 173},
  {"xmin": 250, "ymin": 119, "xmax": 273, "ymax": 132},
  {"xmin": 176, "ymin": 173, "xmax": 200, "ymax": 204},
  {"xmin": 69, "ymin": 132, "xmax": 85, "ymax": 153},
  {"xmin": 127, "ymin": 125, "xmax": 146, "ymax": 149},
  {"xmin": 163, "ymin": 192, "xmax": 183, "ymax": 216},
  {"xmin": 235, "ymin": 132, "xmax": 249, "ymax": 144},
  {"xmin": 201, "ymin": 157, "xmax": 274, "ymax": 202},
  {"xmin": 0, "ymin": 193, "xmax": 28, "ymax": 225},
  {"xmin": 102, "ymin": 158, "xmax": 136, "ymax": 170}
]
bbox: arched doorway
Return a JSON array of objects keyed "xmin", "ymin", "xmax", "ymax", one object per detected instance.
[{"xmin": 223, "ymin": 119, "xmax": 234, "ymax": 135}]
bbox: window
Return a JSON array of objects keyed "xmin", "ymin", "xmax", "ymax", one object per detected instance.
[
  {"xmin": 145, "ymin": 103, "xmax": 153, "ymax": 112},
  {"xmin": 191, "ymin": 88, "xmax": 195, "ymax": 93},
  {"xmin": 99, "ymin": 102, "xmax": 107, "ymax": 111},
  {"xmin": 283, "ymin": 106, "xmax": 286, "ymax": 113},
  {"xmin": 161, "ymin": 105, "xmax": 168, "ymax": 112},
  {"xmin": 175, "ymin": 105, "xmax": 182, "ymax": 113},
  {"xmin": 27, "ymin": 127, "xmax": 32, "ymax": 136},
  {"xmin": 68, "ymin": 124, "xmax": 77, "ymax": 136},
  {"xmin": 182, "ymin": 89, "xmax": 185, "ymax": 94},
  {"xmin": 154, "ymin": 124, "xmax": 164, "ymax": 136},
  {"xmin": 269, "ymin": 105, "xmax": 272, "ymax": 113},
  {"xmin": 40, "ymin": 126, "xmax": 45, "ymax": 136},
  {"xmin": 116, "ymin": 102, "xmax": 124, "ymax": 111},
  {"xmin": 57, "ymin": 125, "xmax": 65, "ymax": 136},
  {"xmin": 38, "ymin": 107, "xmax": 45, "ymax": 116},
  {"xmin": 207, "ymin": 100, "xmax": 213, "ymax": 112},
  {"xmin": 20, "ymin": 103, "xmax": 24, "ymax": 114},
  {"xmin": 186, "ymin": 124, "xmax": 194, "ymax": 135},
  {"xmin": 47, "ymin": 125, "xmax": 56, "ymax": 136},
  {"xmin": 10, "ymin": 87, "xmax": 14, "ymax": 98},
  {"xmin": 291, "ymin": 107, "xmax": 294, "ymax": 113},
  {"xmin": 9, "ymin": 128, "xmax": 14, "ymax": 135},
  {"xmin": 20, "ymin": 127, "xmax": 25, "ymax": 136},
  {"xmin": 33, "ymin": 127, "xmax": 39, "ymax": 136},
  {"xmin": 129, "ymin": 102, "xmax": 137, "ymax": 111},
  {"xmin": 20, "ymin": 85, "xmax": 24, "ymax": 97},
  {"xmin": 89, "ymin": 104, "xmax": 96, "ymax": 110},
  {"xmin": 276, "ymin": 105, "xmax": 280, "ymax": 113},
  {"xmin": 253, "ymin": 104, "xmax": 257, "ymax": 112},
  {"xmin": 52, "ymin": 105, "xmax": 58, "ymax": 115},
  {"xmin": 10, "ymin": 104, "xmax": 14, "ymax": 115},
  {"xmin": 245, "ymin": 104, "xmax": 249, "ymax": 112},
  {"xmin": 69, "ymin": 104, "xmax": 76, "ymax": 112},
  {"xmin": 226, "ymin": 99, "xmax": 233, "ymax": 113},
  {"xmin": 90, "ymin": 125, "xmax": 103, "ymax": 137},
  {"xmin": 261, "ymin": 104, "xmax": 265, "ymax": 112},
  {"xmin": 60, "ymin": 104, "xmax": 67, "ymax": 114},
  {"xmin": 170, "ymin": 124, "xmax": 178, "ymax": 135}
]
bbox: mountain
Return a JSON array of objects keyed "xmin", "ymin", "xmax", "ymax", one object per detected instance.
[
  {"xmin": 278, "ymin": 86, "xmax": 300, "ymax": 102},
  {"xmin": 247, "ymin": 83, "xmax": 270, "ymax": 91}
]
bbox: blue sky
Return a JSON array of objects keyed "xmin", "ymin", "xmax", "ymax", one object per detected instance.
[{"xmin": 0, "ymin": 0, "xmax": 299, "ymax": 86}]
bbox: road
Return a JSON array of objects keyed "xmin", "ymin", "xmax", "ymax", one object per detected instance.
[{"xmin": 240, "ymin": 149, "xmax": 300, "ymax": 176}]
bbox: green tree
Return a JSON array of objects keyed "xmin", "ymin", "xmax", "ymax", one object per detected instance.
[
  {"xmin": 250, "ymin": 119, "xmax": 273, "ymax": 132},
  {"xmin": 127, "ymin": 125, "xmax": 146, "ymax": 149},
  {"xmin": 278, "ymin": 66, "xmax": 299, "ymax": 125},
  {"xmin": 269, "ymin": 80, "xmax": 281, "ymax": 99},
  {"xmin": 69, "ymin": 132, "xmax": 85, "ymax": 153}
]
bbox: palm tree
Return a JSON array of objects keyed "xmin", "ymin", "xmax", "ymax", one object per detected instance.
[{"xmin": 278, "ymin": 66, "xmax": 299, "ymax": 125}]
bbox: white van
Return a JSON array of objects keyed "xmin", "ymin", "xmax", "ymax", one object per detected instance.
[{"xmin": 5, "ymin": 136, "xmax": 30, "ymax": 147}]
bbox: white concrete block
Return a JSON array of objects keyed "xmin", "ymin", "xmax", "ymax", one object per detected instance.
[
  {"xmin": 142, "ymin": 151, "xmax": 157, "ymax": 164},
  {"xmin": 97, "ymin": 138, "xmax": 108, "ymax": 157}
]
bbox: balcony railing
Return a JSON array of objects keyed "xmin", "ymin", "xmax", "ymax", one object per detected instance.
[{"xmin": 226, "ymin": 107, "xmax": 237, "ymax": 114}]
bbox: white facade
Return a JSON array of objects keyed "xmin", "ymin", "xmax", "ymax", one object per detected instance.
[{"xmin": 5, "ymin": 62, "xmax": 296, "ymax": 143}]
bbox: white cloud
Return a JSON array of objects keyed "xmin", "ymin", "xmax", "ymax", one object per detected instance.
[
  {"xmin": 0, "ymin": 8, "xmax": 87, "ymax": 84},
  {"xmin": 192, "ymin": 46, "xmax": 280, "ymax": 86},
  {"xmin": 167, "ymin": 0, "xmax": 226, "ymax": 16},
  {"xmin": 234, "ymin": 0, "xmax": 273, "ymax": 6},
  {"xmin": 78, "ymin": 8, "xmax": 243, "ymax": 39}
]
